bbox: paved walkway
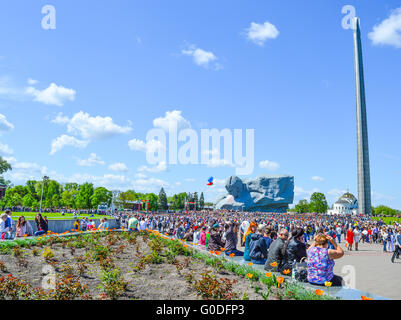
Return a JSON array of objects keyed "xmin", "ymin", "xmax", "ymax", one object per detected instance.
[
  {"xmin": 238, "ymin": 239, "xmax": 400, "ymax": 299},
  {"xmin": 333, "ymin": 241, "xmax": 400, "ymax": 300}
]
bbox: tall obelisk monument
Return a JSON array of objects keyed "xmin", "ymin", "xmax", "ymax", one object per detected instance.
[{"xmin": 353, "ymin": 17, "xmax": 372, "ymax": 216}]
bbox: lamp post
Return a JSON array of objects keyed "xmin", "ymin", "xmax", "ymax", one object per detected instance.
[{"xmin": 39, "ymin": 176, "xmax": 49, "ymax": 215}]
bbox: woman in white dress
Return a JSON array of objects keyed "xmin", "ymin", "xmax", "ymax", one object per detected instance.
[{"xmin": 353, "ymin": 227, "xmax": 361, "ymax": 251}]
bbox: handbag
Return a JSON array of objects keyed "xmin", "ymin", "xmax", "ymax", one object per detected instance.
[{"xmin": 292, "ymin": 257, "xmax": 308, "ymax": 282}]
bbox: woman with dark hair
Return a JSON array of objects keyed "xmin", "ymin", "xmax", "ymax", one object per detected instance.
[
  {"xmin": 34, "ymin": 213, "xmax": 48, "ymax": 236},
  {"xmin": 15, "ymin": 216, "xmax": 33, "ymax": 237},
  {"xmin": 281, "ymin": 227, "xmax": 307, "ymax": 274}
]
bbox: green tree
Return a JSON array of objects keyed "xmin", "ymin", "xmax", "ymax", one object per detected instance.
[
  {"xmin": 295, "ymin": 199, "xmax": 310, "ymax": 213},
  {"xmin": 374, "ymin": 205, "xmax": 397, "ymax": 216},
  {"xmin": 309, "ymin": 192, "xmax": 328, "ymax": 213},
  {"xmin": 118, "ymin": 190, "xmax": 136, "ymax": 208},
  {"xmin": 91, "ymin": 187, "xmax": 112, "ymax": 208},
  {"xmin": 60, "ymin": 190, "xmax": 76, "ymax": 208},
  {"xmin": 22, "ymin": 193, "xmax": 35, "ymax": 208},
  {"xmin": 171, "ymin": 193, "xmax": 187, "ymax": 210},
  {"xmin": 146, "ymin": 193, "xmax": 159, "ymax": 211},
  {"xmin": 158, "ymin": 188, "xmax": 168, "ymax": 211},
  {"xmin": 199, "ymin": 192, "xmax": 205, "ymax": 210},
  {"xmin": 0, "ymin": 157, "xmax": 11, "ymax": 175},
  {"xmin": 75, "ymin": 183, "xmax": 94, "ymax": 209}
]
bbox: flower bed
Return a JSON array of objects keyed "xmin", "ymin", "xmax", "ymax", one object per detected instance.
[{"xmin": 0, "ymin": 229, "xmax": 336, "ymax": 300}]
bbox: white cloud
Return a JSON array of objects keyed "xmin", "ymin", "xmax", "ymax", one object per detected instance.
[
  {"xmin": 108, "ymin": 162, "xmax": 129, "ymax": 172},
  {"xmin": 153, "ymin": 110, "xmax": 191, "ymax": 132},
  {"xmin": 182, "ymin": 45, "xmax": 220, "ymax": 69},
  {"xmin": 327, "ymin": 189, "xmax": 347, "ymax": 198},
  {"xmin": 132, "ymin": 177, "xmax": 170, "ymax": 192},
  {"xmin": 138, "ymin": 161, "xmax": 167, "ymax": 173},
  {"xmin": 0, "ymin": 143, "xmax": 13, "ymax": 156},
  {"xmin": 2, "ymin": 156, "xmax": 16, "ymax": 164},
  {"xmin": 50, "ymin": 135, "xmax": 89, "ymax": 155},
  {"xmin": 27, "ymin": 78, "xmax": 38, "ymax": 85},
  {"xmin": 135, "ymin": 173, "xmax": 147, "ymax": 179},
  {"xmin": 246, "ymin": 21, "xmax": 279, "ymax": 46},
  {"xmin": 128, "ymin": 138, "xmax": 165, "ymax": 153},
  {"xmin": 77, "ymin": 153, "xmax": 105, "ymax": 167},
  {"xmin": 369, "ymin": 8, "xmax": 401, "ymax": 48},
  {"xmin": 53, "ymin": 111, "xmax": 132, "ymax": 140},
  {"xmin": 51, "ymin": 112, "xmax": 70, "ymax": 125},
  {"xmin": 312, "ymin": 176, "xmax": 324, "ymax": 182},
  {"xmin": 12, "ymin": 162, "xmax": 40, "ymax": 170},
  {"xmin": 259, "ymin": 160, "xmax": 280, "ymax": 171},
  {"xmin": 206, "ymin": 158, "xmax": 235, "ymax": 168},
  {"xmin": 0, "ymin": 114, "xmax": 14, "ymax": 133},
  {"xmin": 294, "ymin": 186, "xmax": 319, "ymax": 199},
  {"xmin": 26, "ymin": 83, "xmax": 76, "ymax": 106}
]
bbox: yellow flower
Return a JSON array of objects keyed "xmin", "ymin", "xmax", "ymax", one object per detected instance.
[
  {"xmin": 283, "ymin": 269, "xmax": 291, "ymax": 275},
  {"xmin": 248, "ymin": 262, "xmax": 253, "ymax": 266},
  {"xmin": 265, "ymin": 272, "xmax": 272, "ymax": 278},
  {"xmin": 246, "ymin": 273, "xmax": 253, "ymax": 279},
  {"xmin": 325, "ymin": 281, "xmax": 332, "ymax": 287},
  {"xmin": 270, "ymin": 262, "xmax": 278, "ymax": 268},
  {"xmin": 361, "ymin": 296, "xmax": 373, "ymax": 300}
]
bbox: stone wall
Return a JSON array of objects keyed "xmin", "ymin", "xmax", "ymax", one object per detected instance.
[{"xmin": 26, "ymin": 218, "xmax": 120, "ymax": 234}]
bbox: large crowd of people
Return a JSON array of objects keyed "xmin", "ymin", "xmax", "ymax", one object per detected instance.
[
  {"xmin": 2, "ymin": 208, "xmax": 401, "ymax": 287},
  {"xmin": 118, "ymin": 210, "xmax": 401, "ymax": 287}
]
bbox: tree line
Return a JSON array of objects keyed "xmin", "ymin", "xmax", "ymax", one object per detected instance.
[{"xmin": 0, "ymin": 156, "xmax": 209, "ymax": 211}]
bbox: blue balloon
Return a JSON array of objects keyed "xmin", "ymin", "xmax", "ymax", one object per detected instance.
[{"xmin": 208, "ymin": 177, "xmax": 214, "ymax": 183}]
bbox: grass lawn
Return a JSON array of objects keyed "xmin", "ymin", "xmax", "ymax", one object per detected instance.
[
  {"xmin": 372, "ymin": 216, "xmax": 401, "ymax": 224},
  {"xmin": 0, "ymin": 211, "xmax": 109, "ymax": 220}
]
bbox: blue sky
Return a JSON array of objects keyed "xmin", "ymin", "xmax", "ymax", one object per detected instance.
[{"xmin": 0, "ymin": 0, "xmax": 400, "ymax": 208}]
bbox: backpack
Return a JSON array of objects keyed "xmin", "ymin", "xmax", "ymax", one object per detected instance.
[
  {"xmin": 249, "ymin": 234, "xmax": 263, "ymax": 260},
  {"xmin": 292, "ymin": 257, "xmax": 308, "ymax": 282}
]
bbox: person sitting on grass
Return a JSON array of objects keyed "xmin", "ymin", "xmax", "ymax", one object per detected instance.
[
  {"xmin": 307, "ymin": 233, "xmax": 344, "ymax": 287},
  {"xmin": 249, "ymin": 224, "xmax": 269, "ymax": 264},
  {"xmin": 5, "ymin": 210, "xmax": 14, "ymax": 238},
  {"xmin": 127, "ymin": 215, "xmax": 139, "ymax": 232},
  {"xmin": 243, "ymin": 221, "xmax": 258, "ymax": 262},
  {"xmin": 34, "ymin": 213, "xmax": 48, "ymax": 236},
  {"xmin": 183, "ymin": 227, "xmax": 194, "ymax": 242},
  {"xmin": 224, "ymin": 221, "xmax": 244, "ymax": 257},
  {"xmin": 0, "ymin": 213, "xmax": 11, "ymax": 240},
  {"xmin": 264, "ymin": 228, "xmax": 289, "ymax": 272},
  {"xmin": 98, "ymin": 218, "xmax": 106, "ymax": 230},
  {"xmin": 280, "ymin": 227, "xmax": 307, "ymax": 275},
  {"xmin": 15, "ymin": 216, "xmax": 33, "ymax": 238},
  {"xmin": 199, "ymin": 226, "xmax": 207, "ymax": 246},
  {"xmin": 192, "ymin": 226, "xmax": 200, "ymax": 245},
  {"xmin": 73, "ymin": 219, "xmax": 80, "ymax": 232},
  {"xmin": 208, "ymin": 224, "xmax": 225, "ymax": 252},
  {"xmin": 103, "ymin": 218, "xmax": 109, "ymax": 229}
]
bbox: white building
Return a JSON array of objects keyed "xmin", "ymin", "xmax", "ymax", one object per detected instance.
[{"xmin": 327, "ymin": 192, "xmax": 358, "ymax": 215}]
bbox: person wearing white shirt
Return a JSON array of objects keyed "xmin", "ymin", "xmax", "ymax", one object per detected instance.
[
  {"xmin": 336, "ymin": 226, "xmax": 342, "ymax": 243},
  {"xmin": 0, "ymin": 213, "xmax": 11, "ymax": 240},
  {"xmin": 240, "ymin": 220, "xmax": 249, "ymax": 246},
  {"xmin": 139, "ymin": 219, "xmax": 146, "ymax": 231},
  {"xmin": 391, "ymin": 228, "xmax": 401, "ymax": 263},
  {"xmin": 353, "ymin": 227, "xmax": 361, "ymax": 251}
]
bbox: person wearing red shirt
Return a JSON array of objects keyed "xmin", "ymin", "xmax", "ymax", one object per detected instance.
[{"xmin": 346, "ymin": 228, "xmax": 354, "ymax": 251}]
